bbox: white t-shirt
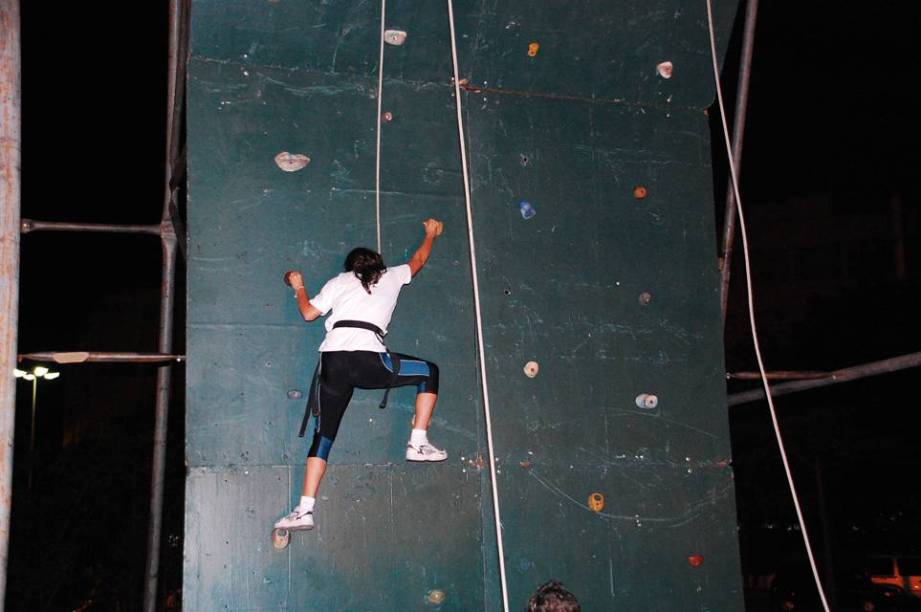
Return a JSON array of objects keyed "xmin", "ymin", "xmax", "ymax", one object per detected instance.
[{"xmin": 310, "ymin": 264, "xmax": 413, "ymax": 352}]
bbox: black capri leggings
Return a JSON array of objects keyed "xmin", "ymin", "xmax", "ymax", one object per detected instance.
[{"xmin": 307, "ymin": 351, "xmax": 439, "ymax": 460}]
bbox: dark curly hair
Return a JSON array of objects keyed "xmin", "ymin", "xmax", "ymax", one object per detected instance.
[
  {"xmin": 344, "ymin": 247, "xmax": 386, "ymax": 294},
  {"xmin": 526, "ymin": 581, "xmax": 581, "ymax": 612}
]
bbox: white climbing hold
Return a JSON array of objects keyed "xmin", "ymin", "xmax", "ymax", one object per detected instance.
[
  {"xmin": 274, "ymin": 152, "xmax": 311, "ymax": 172},
  {"xmin": 635, "ymin": 393, "xmax": 658, "ymax": 409},
  {"xmin": 384, "ymin": 29, "xmax": 407, "ymax": 46},
  {"xmin": 656, "ymin": 61, "xmax": 674, "ymax": 79},
  {"xmin": 523, "ymin": 361, "xmax": 540, "ymax": 378}
]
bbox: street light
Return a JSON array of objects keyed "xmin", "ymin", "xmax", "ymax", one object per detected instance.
[{"xmin": 14, "ymin": 366, "xmax": 61, "ymax": 489}]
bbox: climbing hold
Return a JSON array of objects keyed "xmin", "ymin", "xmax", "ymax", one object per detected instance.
[
  {"xmin": 588, "ymin": 492, "xmax": 605, "ymax": 512},
  {"xmin": 271, "ymin": 528, "xmax": 290, "ymax": 550},
  {"xmin": 633, "ymin": 185, "xmax": 648, "ymax": 199},
  {"xmin": 638, "ymin": 291, "xmax": 653, "ymax": 306},
  {"xmin": 519, "ymin": 459, "xmax": 532, "ymax": 469},
  {"xmin": 382, "ymin": 111, "xmax": 393, "ymax": 123},
  {"xmin": 635, "ymin": 394, "xmax": 658, "ymax": 409},
  {"xmin": 274, "ymin": 152, "xmax": 311, "ymax": 172},
  {"xmin": 656, "ymin": 61, "xmax": 674, "ymax": 79},
  {"xmin": 520, "ymin": 154, "xmax": 530, "ymax": 166},
  {"xmin": 519, "ymin": 200, "xmax": 536, "ymax": 220},
  {"xmin": 523, "ymin": 361, "xmax": 540, "ymax": 378},
  {"xmin": 426, "ymin": 589, "xmax": 446, "ymax": 605},
  {"xmin": 384, "ymin": 29, "xmax": 407, "ymax": 46},
  {"xmin": 688, "ymin": 554, "xmax": 704, "ymax": 568},
  {"xmin": 287, "ymin": 389, "xmax": 303, "ymax": 400},
  {"xmin": 527, "ymin": 42, "xmax": 540, "ymax": 57}
]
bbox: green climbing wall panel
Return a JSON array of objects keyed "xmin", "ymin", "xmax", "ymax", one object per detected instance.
[{"xmin": 185, "ymin": 1, "xmax": 744, "ymax": 610}]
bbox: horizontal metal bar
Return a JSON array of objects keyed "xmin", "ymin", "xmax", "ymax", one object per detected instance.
[
  {"xmin": 18, "ymin": 352, "xmax": 185, "ymax": 364},
  {"xmin": 727, "ymin": 370, "xmax": 831, "ymax": 381},
  {"xmin": 20, "ymin": 219, "xmax": 161, "ymax": 235},
  {"xmin": 728, "ymin": 351, "xmax": 921, "ymax": 406}
]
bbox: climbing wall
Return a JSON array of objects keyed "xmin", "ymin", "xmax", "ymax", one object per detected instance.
[{"xmin": 185, "ymin": 1, "xmax": 744, "ymax": 610}]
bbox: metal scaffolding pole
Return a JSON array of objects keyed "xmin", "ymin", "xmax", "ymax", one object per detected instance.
[
  {"xmin": 719, "ymin": 0, "xmax": 760, "ymax": 321},
  {"xmin": 727, "ymin": 351, "xmax": 921, "ymax": 406},
  {"xmin": 143, "ymin": 1, "xmax": 186, "ymax": 609},
  {"xmin": 0, "ymin": 1, "xmax": 20, "ymax": 606},
  {"xmin": 19, "ymin": 219, "xmax": 161, "ymax": 235},
  {"xmin": 19, "ymin": 352, "xmax": 185, "ymax": 364}
]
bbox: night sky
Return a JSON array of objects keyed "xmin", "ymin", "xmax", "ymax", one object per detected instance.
[{"xmin": 9, "ymin": 1, "xmax": 921, "ymax": 610}]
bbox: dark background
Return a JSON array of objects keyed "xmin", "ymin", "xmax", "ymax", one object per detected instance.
[{"xmin": 9, "ymin": 1, "xmax": 921, "ymax": 610}]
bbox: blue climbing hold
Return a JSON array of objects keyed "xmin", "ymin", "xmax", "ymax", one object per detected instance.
[{"xmin": 519, "ymin": 200, "xmax": 536, "ymax": 220}]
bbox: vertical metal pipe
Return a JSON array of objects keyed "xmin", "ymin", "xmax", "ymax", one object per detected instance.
[
  {"xmin": 0, "ymin": 1, "xmax": 20, "ymax": 606},
  {"xmin": 718, "ymin": 0, "xmax": 759, "ymax": 321},
  {"xmin": 143, "ymin": 0, "xmax": 183, "ymax": 609},
  {"xmin": 143, "ymin": 231, "xmax": 177, "ymax": 612}
]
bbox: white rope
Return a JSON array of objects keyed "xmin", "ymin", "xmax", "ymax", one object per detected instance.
[
  {"xmin": 374, "ymin": 0, "xmax": 386, "ymax": 253},
  {"xmin": 704, "ymin": 1, "xmax": 831, "ymax": 610},
  {"xmin": 445, "ymin": 2, "xmax": 510, "ymax": 610}
]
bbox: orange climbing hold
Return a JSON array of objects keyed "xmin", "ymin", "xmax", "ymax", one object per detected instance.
[
  {"xmin": 527, "ymin": 42, "xmax": 540, "ymax": 57},
  {"xmin": 633, "ymin": 185, "xmax": 648, "ymax": 199},
  {"xmin": 588, "ymin": 492, "xmax": 605, "ymax": 512}
]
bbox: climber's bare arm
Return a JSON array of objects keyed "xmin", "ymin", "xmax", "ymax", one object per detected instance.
[
  {"xmin": 408, "ymin": 218, "xmax": 443, "ymax": 277},
  {"xmin": 284, "ymin": 271, "xmax": 322, "ymax": 322}
]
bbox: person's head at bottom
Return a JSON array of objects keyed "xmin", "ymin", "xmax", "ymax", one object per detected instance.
[{"xmin": 526, "ymin": 580, "xmax": 581, "ymax": 612}]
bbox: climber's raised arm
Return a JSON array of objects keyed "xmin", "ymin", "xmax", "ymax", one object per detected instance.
[
  {"xmin": 407, "ymin": 218, "xmax": 443, "ymax": 277},
  {"xmin": 284, "ymin": 271, "xmax": 323, "ymax": 322}
]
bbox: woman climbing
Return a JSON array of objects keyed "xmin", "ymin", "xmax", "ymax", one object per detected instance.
[{"xmin": 274, "ymin": 218, "xmax": 446, "ymax": 533}]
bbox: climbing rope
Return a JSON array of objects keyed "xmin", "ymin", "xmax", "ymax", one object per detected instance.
[
  {"xmin": 374, "ymin": 0, "xmax": 386, "ymax": 253},
  {"xmin": 704, "ymin": 1, "xmax": 830, "ymax": 610},
  {"xmin": 445, "ymin": 1, "xmax": 510, "ymax": 610}
]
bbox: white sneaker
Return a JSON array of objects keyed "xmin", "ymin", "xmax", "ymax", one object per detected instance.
[
  {"xmin": 406, "ymin": 442, "xmax": 448, "ymax": 462},
  {"xmin": 273, "ymin": 507, "xmax": 314, "ymax": 531}
]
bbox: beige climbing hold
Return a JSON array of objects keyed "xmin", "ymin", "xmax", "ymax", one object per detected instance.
[
  {"xmin": 274, "ymin": 152, "xmax": 311, "ymax": 172},
  {"xmin": 384, "ymin": 30, "xmax": 407, "ymax": 46},
  {"xmin": 523, "ymin": 361, "xmax": 539, "ymax": 378},
  {"xmin": 426, "ymin": 589, "xmax": 446, "ymax": 605}
]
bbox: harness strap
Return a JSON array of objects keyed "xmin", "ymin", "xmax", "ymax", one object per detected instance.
[
  {"xmin": 333, "ymin": 319, "xmax": 386, "ymax": 345},
  {"xmin": 298, "ymin": 360, "xmax": 321, "ymax": 438}
]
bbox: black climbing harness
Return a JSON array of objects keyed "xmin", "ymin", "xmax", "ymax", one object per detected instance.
[{"xmin": 297, "ymin": 320, "xmax": 399, "ymax": 438}]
